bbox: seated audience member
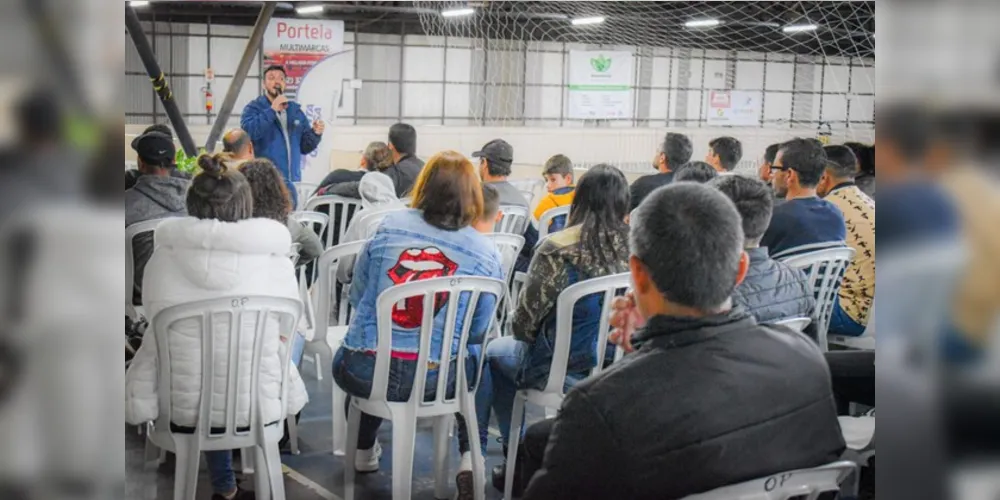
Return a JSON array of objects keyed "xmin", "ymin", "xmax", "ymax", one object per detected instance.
[
  {"xmin": 630, "ymin": 132, "xmax": 693, "ymax": 211},
  {"xmin": 316, "ymin": 141, "xmax": 395, "ymax": 196},
  {"xmin": 533, "ymin": 154, "xmax": 576, "ymax": 232},
  {"xmin": 818, "ymin": 146, "xmax": 875, "ymax": 337},
  {"xmin": 336, "ymin": 171, "xmax": 410, "ymax": 284},
  {"xmin": 757, "ymin": 143, "xmax": 781, "ymax": 186},
  {"xmin": 334, "ymin": 151, "xmax": 503, "ymax": 497},
  {"xmin": 521, "ymin": 183, "xmax": 845, "ymax": 500},
  {"xmin": 478, "ymin": 165, "xmax": 631, "ymax": 491},
  {"xmin": 711, "ymin": 175, "xmax": 815, "ymax": 325},
  {"xmin": 222, "ymin": 128, "xmax": 254, "ymax": 164},
  {"xmin": 125, "ymin": 131, "xmax": 190, "ymax": 306},
  {"xmin": 705, "ymin": 136, "xmax": 744, "ymax": 174},
  {"xmin": 845, "ymin": 142, "xmax": 876, "ymax": 198},
  {"xmin": 126, "ymin": 124, "xmax": 175, "ymax": 190},
  {"xmin": 382, "ymin": 123, "xmax": 425, "ymax": 197},
  {"xmin": 473, "ymin": 139, "xmax": 528, "ymax": 208},
  {"xmin": 672, "ymin": 161, "xmax": 719, "ymax": 184},
  {"xmin": 474, "ymin": 183, "xmax": 503, "ymax": 234},
  {"xmin": 761, "ymin": 138, "xmax": 846, "ymax": 256},
  {"xmin": 240, "ymin": 158, "xmax": 323, "ymax": 265},
  {"xmin": 125, "ymin": 154, "xmax": 308, "ymax": 500}
]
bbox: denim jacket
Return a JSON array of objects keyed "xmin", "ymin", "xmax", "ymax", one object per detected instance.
[{"xmin": 344, "ymin": 209, "xmax": 504, "ymax": 362}]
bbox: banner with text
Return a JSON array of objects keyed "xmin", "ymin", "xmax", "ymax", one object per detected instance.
[
  {"xmin": 263, "ymin": 18, "xmax": 345, "ymax": 95},
  {"xmin": 706, "ymin": 90, "xmax": 761, "ymax": 127},
  {"xmin": 567, "ymin": 51, "xmax": 634, "ymax": 120}
]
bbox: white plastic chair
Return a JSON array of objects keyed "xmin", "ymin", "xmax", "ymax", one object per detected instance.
[
  {"xmin": 681, "ymin": 461, "xmax": 858, "ymax": 500},
  {"xmin": 344, "ymin": 276, "xmax": 506, "ymax": 500},
  {"xmin": 293, "ymin": 182, "xmax": 319, "ymax": 211},
  {"xmin": 304, "ymin": 195, "xmax": 363, "ymax": 249},
  {"xmin": 777, "ymin": 246, "xmax": 856, "ymax": 352},
  {"xmin": 495, "ymin": 205, "xmax": 531, "ymax": 236},
  {"xmin": 300, "ymin": 241, "xmax": 365, "ymax": 457},
  {"xmin": 289, "ymin": 210, "xmax": 329, "ymax": 239},
  {"xmin": 537, "ymin": 205, "xmax": 571, "ymax": 240},
  {"xmin": 773, "ymin": 317, "xmax": 812, "ymax": 333},
  {"xmin": 504, "ymin": 272, "xmax": 631, "ymax": 500},
  {"xmin": 143, "ymin": 296, "xmax": 303, "ymax": 500},
  {"xmin": 126, "ymin": 219, "xmax": 168, "ymax": 321},
  {"xmin": 347, "ymin": 207, "xmax": 407, "ymax": 242},
  {"xmin": 489, "ymin": 234, "xmax": 526, "ymax": 337},
  {"xmin": 509, "ymin": 179, "xmax": 544, "ymax": 208},
  {"xmin": 829, "ymin": 297, "xmax": 876, "ymax": 351}
]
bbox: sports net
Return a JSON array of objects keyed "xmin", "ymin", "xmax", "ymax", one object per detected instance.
[{"xmin": 415, "ymin": 1, "xmax": 875, "ymax": 175}]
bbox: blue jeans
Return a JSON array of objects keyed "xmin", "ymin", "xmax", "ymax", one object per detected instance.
[
  {"xmin": 205, "ymin": 451, "xmax": 235, "ymax": 494},
  {"xmin": 476, "ymin": 337, "xmax": 528, "ymax": 451},
  {"xmin": 332, "ymin": 347, "xmax": 475, "ymax": 453},
  {"xmin": 290, "ymin": 332, "xmax": 306, "ymax": 367},
  {"xmin": 829, "ymin": 297, "xmax": 866, "ymax": 337}
]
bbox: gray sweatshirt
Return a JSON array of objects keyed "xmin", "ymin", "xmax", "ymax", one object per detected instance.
[{"xmin": 125, "ymin": 175, "xmax": 189, "ymax": 226}]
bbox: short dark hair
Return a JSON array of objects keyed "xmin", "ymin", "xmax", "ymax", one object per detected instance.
[
  {"xmin": 778, "ymin": 138, "xmax": 828, "ymax": 187},
  {"xmin": 481, "ymin": 183, "xmax": 500, "ymax": 220},
  {"xmin": 673, "ymin": 161, "xmax": 719, "ymax": 184},
  {"xmin": 543, "ymin": 154, "xmax": 574, "ymax": 178},
  {"xmin": 709, "ymin": 136, "xmax": 744, "ymax": 172},
  {"xmin": 239, "ymin": 158, "xmax": 292, "ymax": 223},
  {"xmin": 410, "ymin": 151, "xmax": 483, "ymax": 230},
  {"xmin": 710, "ymin": 175, "xmax": 774, "ymax": 244},
  {"xmin": 222, "ymin": 129, "xmax": 251, "ymax": 155},
  {"xmin": 485, "ymin": 158, "xmax": 512, "ymax": 177},
  {"xmin": 844, "ymin": 142, "xmax": 875, "ymax": 176},
  {"xmin": 263, "ymin": 65, "xmax": 287, "ymax": 78},
  {"xmin": 143, "ymin": 123, "xmax": 174, "ymax": 139},
  {"xmin": 662, "ymin": 133, "xmax": 694, "ymax": 169},
  {"xmin": 823, "ymin": 145, "xmax": 859, "ymax": 179},
  {"xmin": 631, "ymin": 183, "xmax": 744, "ymax": 310},
  {"xmin": 764, "ymin": 143, "xmax": 781, "ymax": 165},
  {"xmin": 388, "ymin": 123, "xmax": 417, "ymax": 156},
  {"xmin": 188, "ymin": 153, "xmax": 254, "ymax": 223}
]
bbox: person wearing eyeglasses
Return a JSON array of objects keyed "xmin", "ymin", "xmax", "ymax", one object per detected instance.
[{"xmin": 760, "ymin": 138, "xmax": 847, "ymax": 257}]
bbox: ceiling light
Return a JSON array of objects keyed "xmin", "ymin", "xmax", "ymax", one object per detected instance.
[
  {"xmin": 571, "ymin": 16, "xmax": 606, "ymax": 26},
  {"xmin": 295, "ymin": 5, "xmax": 324, "ymax": 15},
  {"xmin": 441, "ymin": 7, "xmax": 475, "ymax": 18},
  {"xmin": 129, "ymin": 1, "xmax": 150, "ymax": 7},
  {"xmin": 685, "ymin": 19, "xmax": 721, "ymax": 28},
  {"xmin": 783, "ymin": 24, "xmax": 819, "ymax": 33}
]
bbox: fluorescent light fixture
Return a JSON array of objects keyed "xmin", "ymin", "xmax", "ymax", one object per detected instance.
[
  {"xmin": 685, "ymin": 19, "xmax": 721, "ymax": 28},
  {"xmin": 441, "ymin": 7, "xmax": 475, "ymax": 18},
  {"xmin": 296, "ymin": 5, "xmax": 324, "ymax": 15},
  {"xmin": 783, "ymin": 23, "xmax": 819, "ymax": 33},
  {"xmin": 129, "ymin": 1, "xmax": 150, "ymax": 7},
  {"xmin": 571, "ymin": 16, "xmax": 606, "ymax": 26}
]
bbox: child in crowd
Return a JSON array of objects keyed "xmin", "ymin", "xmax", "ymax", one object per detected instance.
[
  {"xmin": 474, "ymin": 183, "xmax": 503, "ymax": 234},
  {"xmin": 533, "ymin": 155, "xmax": 576, "ymax": 228}
]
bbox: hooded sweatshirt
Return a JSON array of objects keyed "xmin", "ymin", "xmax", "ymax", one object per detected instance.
[
  {"xmin": 337, "ymin": 172, "xmax": 408, "ymax": 282},
  {"xmin": 126, "ymin": 175, "xmax": 190, "ymax": 304}
]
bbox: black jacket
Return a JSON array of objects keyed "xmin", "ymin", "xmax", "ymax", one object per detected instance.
[
  {"xmin": 733, "ymin": 247, "xmax": 816, "ymax": 325},
  {"xmin": 383, "ymin": 154, "xmax": 424, "ymax": 197},
  {"xmin": 629, "ymin": 171, "xmax": 674, "ymax": 211},
  {"xmin": 523, "ymin": 309, "xmax": 845, "ymax": 500}
]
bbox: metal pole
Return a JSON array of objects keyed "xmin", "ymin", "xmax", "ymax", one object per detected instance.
[
  {"xmin": 204, "ymin": 2, "xmax": 276, "ymax": 152},
  {"xmin": 125, "ymin": 4, "xmax": 198, "ymax": 157}
]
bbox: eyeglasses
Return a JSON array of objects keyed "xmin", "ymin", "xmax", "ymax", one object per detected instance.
[{"xmin": 769, "ymin": 165, "xmax": 791, "ymax": 171}]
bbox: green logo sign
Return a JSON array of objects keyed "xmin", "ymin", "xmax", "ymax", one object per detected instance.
[{"xmin": 590, "ymin": 54, "xmax": 612, "ymax": 73}]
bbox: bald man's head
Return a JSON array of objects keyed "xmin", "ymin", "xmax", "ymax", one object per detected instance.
[{"xmin": 222, "ymin": 128, "xmax": 253, "ymax": 159}]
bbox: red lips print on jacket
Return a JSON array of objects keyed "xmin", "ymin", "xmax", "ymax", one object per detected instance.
[{"xmin": 387, "ymin": 247, "xmax": 459, "ymax": 329}]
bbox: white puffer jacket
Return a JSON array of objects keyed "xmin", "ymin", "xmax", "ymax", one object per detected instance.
[{"xmin": 124, "ymin": 217, "xmax": 309, "ymax": 428}]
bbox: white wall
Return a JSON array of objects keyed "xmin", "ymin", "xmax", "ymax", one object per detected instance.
[{"xmin": 126, "ymin": 21, "xmax": 875, "ymax": 136}]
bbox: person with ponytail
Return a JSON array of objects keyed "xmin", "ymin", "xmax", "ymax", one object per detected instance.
[
  {"xmin": 125, "ymin": 153, "xmax": 308, "ymax": 500},
  {"xmin": 476, "ymin": 164, "xmax": 632, "ymax": 493},
  {"xmin": 239, "ymin": 157, "xmax": 323, "ymax": 265}
]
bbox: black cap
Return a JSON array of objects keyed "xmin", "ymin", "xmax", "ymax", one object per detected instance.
[
  {"xmin": 131, "ymin": 131, "xmax": 176, "ymax": 165},
  {"xmin": 472, "ymin": 139, "xmax": 513, "ymax": 167}
]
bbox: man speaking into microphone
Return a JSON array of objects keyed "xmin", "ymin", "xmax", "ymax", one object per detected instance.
[{"xmin": 242, "ymin": 64, "xmax": 325, "ymax": 207}]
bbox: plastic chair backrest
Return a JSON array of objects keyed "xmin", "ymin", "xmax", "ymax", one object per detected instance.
[
  {"xmin": 371, "ymin": 276, "xmax": 506, "ymax": 406},
  {"xmin": 778, "ymin": 246, "xmax": 856, "ymax": 350},
  {"xmin": 773, "ymin": 317, "xmax": 812, "ymax": 333},
  {"xmin": 682, "ymin": 461, "xmax": 857, "ymax": 500},
  {"xmin": 289, "ymin": 210, "xmax": 330, "ymax": 238},
  {"xmin": 313, "ymin": 240, "xmax": 367, "ymax": 345},
  {"xmin": 304, "ymin": 195, "xmax": 363, "ymax": 248},
  {"xmin": 350, "ymin": 207, "xmax": 407, "ymax": 241},
  {"xmin": 509, "ymin": 179, "xmax": 543, "ymax": 207},
  {"xmin": 126, "ymin": 219, "xmax": 168, "ymax": 308},
  {"xmin": 544, "ymin": 273, "xmax": 631, "ymax": 394},
  {"xmin": 488, "ymin": 233, "xmax": 526, "ymax": 282},
  {"xmin": 496, "ymin": 205, "xmax": 530, "ymax": 235},
  {"xmin": 151, "ymin": 296, "xmax": 302, "ymax": 443},
  {"xmin": 538, "ymin": 205, "xmax": 571, "ymax": 240},
  {"xmin": 293, "ymin": 182, "xmax": 319, "ymax": 211}
]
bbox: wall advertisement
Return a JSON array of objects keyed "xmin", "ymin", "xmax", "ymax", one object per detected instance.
[
  {"xmin": 567, "ymin": 51, "xmax": 634, "ymax": 120},
  {"xmin": 263, "ymin": 18, "xmax": 346, "ymax": 95}
]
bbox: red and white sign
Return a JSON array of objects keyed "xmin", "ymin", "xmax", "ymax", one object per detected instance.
[{"xmin": 263, "ymin": 18, "xmax": 345, "ymax": 94}]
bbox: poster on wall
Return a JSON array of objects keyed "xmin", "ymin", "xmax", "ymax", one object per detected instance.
[
  {"xmin": 567, "ymin": 51, "xmax": 634, "ymax": 120},
  {"xmin": 296, "ymin": 51, "xmax": 354, "ymax": 183},
  {"xmin": 706, "ymin": 90, "xmax": 761, "ymax": 127},
  {"xmin": 263, "ymin": 18, "xmax": 345, "ymax": 95}
]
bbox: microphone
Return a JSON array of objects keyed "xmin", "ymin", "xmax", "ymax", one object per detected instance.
[{"xmin": 274, "ymin": 86, "xmax": 289, "ymax": 110}]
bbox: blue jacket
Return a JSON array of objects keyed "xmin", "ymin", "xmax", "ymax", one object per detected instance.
[
  {"xmin": 241, "ymin": 95, "xmax": 322, "ymax": 205},
  {"xmin": 344, "ymin": 209, "xmax": 504, "ymax": 362}
]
